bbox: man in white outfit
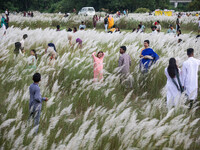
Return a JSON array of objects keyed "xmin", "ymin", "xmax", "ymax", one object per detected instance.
[{"xmin": 181, "ymin": 48, "xmax": 200, "ymax": 108}]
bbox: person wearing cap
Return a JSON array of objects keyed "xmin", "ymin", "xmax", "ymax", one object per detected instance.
[
  {"xmin": 118, "ymin": 46, "xmax": 132, "ymax": 88},
  {"xmin": 167, "ymin": 25, "xmax": 176, "ymax": 34}
]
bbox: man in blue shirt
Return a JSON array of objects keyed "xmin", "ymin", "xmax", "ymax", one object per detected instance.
[
  {"xmin": 167, "ymin": 25, "xmax": 176, "ymax": 34},
  {"xmin": 29, "ymin": 73, "xmax": 48, "ymax": 134},
  {"xmin": 79, "ymin": 21, "xmax": 86, "ymax": 30}
]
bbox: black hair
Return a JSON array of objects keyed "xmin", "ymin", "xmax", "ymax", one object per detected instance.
[
  {"xmin": 80, "ymin": 27, "xmax": 84, "ymax": 30},
  {"xmin": 57, "ymin": 25, "xmax": 60, "ymax": 29},
  {"xmin": 167, "ymin": 58, "xmax": 178, "ymax": 78},
  {"xmin": 120, "ymin": 46, "xmax": 126, "ymax": 51},
  {"xmin": 23, "ymin": 34, "xmax": 28, "ymax": 39},
  {"xmin": 33, "ymin": 73, "xmax": 41, "ymax": 82},
  {"xmin": 178, "ymin": 39, "xmax": 182, "ymax": 43},
  {"xmin": 187, "ymin": 48, "xmax": 194, "ymax": 56},
  {"xmin": 31, "ymin": 49, "xmax": 37, "ymax": 59},
  {"xmin": 97, "ymin": 51, "xmax": 103, "ymax": 57},
  {"xmin": 81, "ymin": 21, "xmax": 84, "ymax": 24},
  {"xmin": 157, "ymin": 21, "xmax": 160, "ymax": 23},
  {"xmin": 73, "ymin": 27, "xmax": 77, "ymax": 32},
  {"xmin": 132, "ymin": 28, "xmax": 136, "ymax": 32},
  {"xmin": 138, "ymin": 24, "xmax": 142, "ymax": 28},
  {"xmin": 116, "ymin": 27, "xmax": 120, "ymax": 31},
  {"xmin": 178, "ymin": 29, "xmax": 181, "ymax": 34},
  {"xmin": 144, "ymin": 40, "xmax": 150, "ymax": 45},
  {"xmin": 196, "ymin": 35, "xmax": 200, "ymax": 38},
  {"xmin": 67, "ymin": 28, "xmax": 72, "ymax": 32}
]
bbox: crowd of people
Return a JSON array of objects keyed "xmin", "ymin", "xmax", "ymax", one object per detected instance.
[
  {"xmin": 23, "ymin": 11, "xmax": 34, "ymax": 17},
  {"xmin": 1, "ymin": 9, "xmax": 200, "ymax": 134}
]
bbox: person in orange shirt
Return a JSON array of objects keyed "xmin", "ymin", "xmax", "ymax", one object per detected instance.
[{"xmin": 108, "ymin": 15, "xmax": 114, "ymax": 29}]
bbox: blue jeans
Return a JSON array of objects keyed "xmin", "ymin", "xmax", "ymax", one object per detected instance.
[{"xmin": 28, "ymin": 110, "xmax": 41, "ymax": 134}]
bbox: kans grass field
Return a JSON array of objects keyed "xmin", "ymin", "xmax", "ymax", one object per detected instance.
[{"xmin": 0, "ymin": 12, "xmax": 200, "ymax": 150}]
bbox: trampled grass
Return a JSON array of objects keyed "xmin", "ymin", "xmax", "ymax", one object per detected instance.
[{"xmin": 0, "ymin": 25, "xmax": 200, "ymax": 149}]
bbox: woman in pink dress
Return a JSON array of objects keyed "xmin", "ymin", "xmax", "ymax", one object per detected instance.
[{"xmin": 92, "ymin": 51, "xmax": 105, "ymax": 82}]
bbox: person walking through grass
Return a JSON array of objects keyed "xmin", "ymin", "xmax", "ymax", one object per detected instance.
[
  {"xmin": 139, "ymin": 40, "xmax": 159, "ymax": 73},
  {"xmin": 93, "ymin": 15, "xmax": 98, "ymax": 29},
  {"xmin": 118, "ymin": 46, "xmax": 132, "ymax": 88},
  {"xmin": 20, "ymin": 34, "xmax": 28, "ymax": 54},
  {"xmin": 104, "ymin": 15, "xmax": 108, "ymax": 32},
  {"xmin": 167, "ymin": 25, "xmax": 176, "ymax": 34},
  {"xmin": 27, "ymin": 49, "xmax": 37, "ymax": 69},
  {"xmin": 181, "ymin": 48, "xmax": 200, "ymax": 109},
  {"xmin": 79, "ymin": 21, "xmax": 86, "ymax": 30},
  {"xmin": 45, "ymin": 43, "xmax": 57, "ymax": 63},
  {"xmin": 1, "ymin": 15, "xmax": 6, "ymax": 35},
  {"xmin": 92, "ymin": 51, "xmax": 105, "ymax": 82},
  {"xmin": 29, "ymin": 73, "xmax": 48, "ymax": 134},
  {"xmin": 176, "ymin": 15, "xmax": 181, "ymax": 32},
  {"xmin": 165, "ymin": 58, "xmax": 183, "ymax": 110},
  {"xmin": 198, "ymin": 17, "xmax": 200, "ymax": 34},
  {"xmin": 108, "ymin": 15, "xmax": 114, "ymax": 29}
]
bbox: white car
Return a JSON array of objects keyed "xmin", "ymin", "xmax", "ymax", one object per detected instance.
[{"xmin": 78, "ymin": 7, "xmax": 95, "ymax": 16}]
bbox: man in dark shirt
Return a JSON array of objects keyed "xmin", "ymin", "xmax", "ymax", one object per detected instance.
[
  {"xmin": 176, "ymin": 15, "xmax": 181, "ymax": 32},
  {"xmin": 104, "ymin": 15, "xmax": 108, "ymax": 32},
  {"xmin": 29, "ymin": 73, "xmax": 48, "ymax": 134}
]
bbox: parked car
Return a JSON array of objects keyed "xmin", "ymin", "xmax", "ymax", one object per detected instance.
[{"xmin": 78, "ymin": 7, "xmax": 95, "ymax": 16}]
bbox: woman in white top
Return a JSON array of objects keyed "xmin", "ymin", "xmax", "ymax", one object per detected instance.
[
  {"xmin": 165, "ymin": 58, "xmax": 183, "ymax": 110},
  {"xmin": 27, "ymin": 49, "xmax": 37, "ymax": 69}
]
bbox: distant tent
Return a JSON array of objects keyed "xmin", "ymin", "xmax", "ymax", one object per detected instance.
[
  {"xmin": 164, "ymin": 10, "xmax": 172, "ymax": 16},
  {"xmin": 155, "ymin": 9, "xmax": 163, "ymax": 16}
]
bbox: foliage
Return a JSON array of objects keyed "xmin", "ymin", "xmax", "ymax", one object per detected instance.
[
  {"xmin": 188, "ymin": 0, "xmax": 200, "ymax": 11},
  {"xmin": 0, "ymin": 25, "xmax": 200, "ymax": 149},
  {"xmin": 1, "ymin": 0, "xmax": 170, "ymax": 13},
  {"xmin": 134, "ymin": 8, "xmax": 150, "ymax": 13}
]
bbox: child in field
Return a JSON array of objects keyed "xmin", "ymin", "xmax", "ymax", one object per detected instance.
[
  {"xmin": 29, "ymin": 73, "xmax": 48, "ymax": 134},
  {"xmin": 27, "ymin": 49, "xmax": 37, "ymax": 69},
  {"xmin": 92, "ymin": 51, "xmax": 105, "ymax": 82}
]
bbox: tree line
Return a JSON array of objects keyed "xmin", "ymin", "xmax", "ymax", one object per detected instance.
[{"xmin": 0, "ymin": 0, "xmax": 199, "ymax": 13}]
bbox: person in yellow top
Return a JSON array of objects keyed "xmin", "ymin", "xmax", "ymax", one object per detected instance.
[
  {"xmin": 195, "ymin": 13, "xmax": 199, "ymax": 17},
  {"xmin": 108, "ymin": 15, "xmax": 114, "ymax": 29}
]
